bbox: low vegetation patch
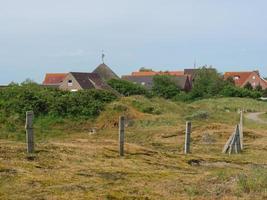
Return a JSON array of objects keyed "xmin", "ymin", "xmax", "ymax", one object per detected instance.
[
  {"xmin": 185, "ymin": 110, "xmax": 209, "ymax": 120},
  {"xmin": 237, "ymin": 167, "xmax": 267, "ymax": 194},
  {"xmin": 131, "ymin": 99, "xmax": 162, "ymax": 115}
]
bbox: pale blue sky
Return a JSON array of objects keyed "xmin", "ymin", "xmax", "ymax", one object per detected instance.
[{"xmin": 1, "ymin": 0, "xmax": 267, "ymax": 84}]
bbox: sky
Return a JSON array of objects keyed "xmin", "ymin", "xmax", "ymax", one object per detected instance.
[{"xmin": 1, "ymin": 0, "xmax": 267, "ymax": 84}]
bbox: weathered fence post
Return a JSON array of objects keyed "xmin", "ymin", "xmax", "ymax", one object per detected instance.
[
  {"xmin": 239, "ymin": 110, "xmax": 244, "ymax": 150},
  {"xmin": 235, "ymin": 125, "xmax": 241, "ymax": 153},
  {"xmin": 119, "ymin": 116, "xmax": 125, "ymax": 157},
  {"xmin": 25, "ymin": 111, "xmax": 34, "ymax": 154},
  {"xmin": 184, "ymin": 121, "xmax": 191, "ymax": 154},
  {"xmin": 226, "ymin": 124, "xmax": 241, "ymax": 155}
]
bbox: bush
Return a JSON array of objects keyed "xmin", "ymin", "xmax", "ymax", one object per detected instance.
[
  {"xmin": 132, "ymin": 100, "xmax": 161, "ymax": 115},
  {"xmin": 244, "ymin": 82, "xmax": 253, "ymax": 90},
  {"xmin": 185, "ymin": 110, "xmax": 209, "ymax": 120},
  {"xmin": 108, "ymin": 79, "xmax": 149, "ymax": 96},
  {"xmin": 152, "ymin": 75, "xmax": 181, "ymax": 99},
  {"xmin": 262, "ymin": 89, "xmax": 267, "ymax": 97},
  {"xmin": 0, "ymin": 83, "xmax": 117, "ymax": 120},
  {"xmin": 220, "ymin": 85, "xmax": 261, "ymax": 99},
  {"xmin": 255, "ymin": 84, "xmax": 263, "ymax": 92}
]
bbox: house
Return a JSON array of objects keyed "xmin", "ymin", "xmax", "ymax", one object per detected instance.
[
  {"xmin": 130, "ymin": 70, "xmax": 184, "ymax": 77},
  {"xmin": 93, "ymin": 63, "xmax": 119, "ymax": 81},
  {"xmin": 42, "ymin": 73, "xmax": 67, "ymax": 87},
  {"xmin": 59, "ymin": 72, "xmax": 113, "ymax": 92},
  {"xmin": 224, "ymin": 71, "xmax": 267, "ymax": 89},
  {"xmin": 122, "ymin": 75, "xmax": 154, "ymax": 89},
  {"xmin": 122, "ymin": 72, "xmax": 192, "ymax": 92}
]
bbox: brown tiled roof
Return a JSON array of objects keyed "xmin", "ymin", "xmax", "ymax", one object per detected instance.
[
  {"xmin": 122, "ymin": 75, "xmax": 154, "ymax": 89},
  {"xmin": 43, "ymin": 73, "xmax": 67, "ymax": 85},
  {"xmin": 224, "ymin": 72, "xmax": 254, "ymax": 87},
  {"xmin": 70, "ymin": 72, "xmax": 112, "ymax": 90},
  {"xmin": 122, "ymin": 74, "xmax": 191, "ymax": 90}
]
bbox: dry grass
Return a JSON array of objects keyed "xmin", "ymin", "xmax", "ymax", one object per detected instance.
[{"xmin": 0, "ymin": 97, "xmax": 267, "ymax": 199}]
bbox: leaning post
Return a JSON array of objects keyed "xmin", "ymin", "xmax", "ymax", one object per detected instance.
[
  {"xmin": 184, "ymin": 121, "xmax": 192, "ymax": 154},
  {"xmin": 119, "ymin": 116, "xmax": 125, "ymax": 157},
  {"xmin": 235, "ymin": 124, "xmax": 241, "ymax": 153},
  {"xmin": 25, "ymin": 111, "xmax": 34, "ymax": 154}
]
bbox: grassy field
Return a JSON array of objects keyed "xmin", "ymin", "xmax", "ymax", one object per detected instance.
[{"xmin": 0, "ymin": 97, "xmax": 267, "ymax": 199}]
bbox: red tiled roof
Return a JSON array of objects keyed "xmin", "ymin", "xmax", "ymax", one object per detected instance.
[
  {"xmin": 43, "ymin": 73, "xmax": 67, "ymax": 85},
  {"xmin": 131, "ymin": 71, "xmax": 184, "ymax": 77},
  {"xmin": 224, "ymin": 72, "xmax": 254, "ymax": 87},
  {"xmin": 131, "ymin": 71, "xmax": 158, "ymax": 76}
]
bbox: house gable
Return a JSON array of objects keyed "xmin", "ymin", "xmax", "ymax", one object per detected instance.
[
  {"xmin": 241, "ymin": 71, "xmax": 261, "ymax": 88},
  {"xmin": 59, "ymin": 73, "xmax": 83, "ymax": 91}
]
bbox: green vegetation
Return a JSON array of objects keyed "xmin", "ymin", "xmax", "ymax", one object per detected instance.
[
  {"xmin": 1, "ymin": 74, "xmax": 267, "ymax": 199},
  {"xmin": 152, "ymin": 75, "xmax": 181, "ymax": 99},
  {"xmin": 0, "ymin": 83, "xmax": 117, "ymax": 120},
  {"xmin": 1, "ymin": 96, "xmax": 267, "ymax": 199},
  {"xmin": 190, "ymin": 67, "xmax": 225, "ymax": 99},
  {"xmin": 237, "ymin": 167, "xmax": 267, "ymax": 194},
  {"xmin": 108, "ymin": 67, "xmax": 264, "ymax": 102},
  {"xmin": 107, "ymin": 78, "xmax": 149, "ymax": 96}
]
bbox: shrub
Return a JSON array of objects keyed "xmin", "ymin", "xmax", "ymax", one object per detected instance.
[
  {"xmin": 255, "ymin": 84, "xmax": 263, "ymax": 92},
  {"xmin": 0, "ymin": 83, "xmax": 117, "ymax": 120},
  {"xmin": 263, "ymin": 89, "xmax": 267, "ymax": 97},
  {"xmin": 132, "ymin": 100, "xmax": 161, "ymax": 115},
  {"xmin": 152, "ymin": 75, "xmax": 180, "ymax": 99},
  {"xmin": 244, "ymin": 82, "xmax": 253, "ymax": 90},
  {"xmin": 107, "ymin": 79, "xmax": 149, "ymax": 96},
  {"xmin": 220, "ymin": 85, "xmax": 261, "ymax": 99},
  {"xmin": 185, "ymin": 110, "xmax": 209, "ymax": 120}
]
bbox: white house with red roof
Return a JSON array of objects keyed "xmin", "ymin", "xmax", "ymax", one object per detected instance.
[{"xmin": 224, "ymin": 70, "xmax": 267, "ymax": 89}]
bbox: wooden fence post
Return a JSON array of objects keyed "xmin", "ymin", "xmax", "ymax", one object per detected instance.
[
  {"xmin": 228, "ymin": 125, "xmax": 241, "ymax": 155},
  {"xmin": 184, "ymin": 121, "xmax": 191, "ymax": 154},
  {"xmin": 119, "ymin": 116, "xmax": 125, "ymax": 157},
  {"xmin": 239, "ymin": 110, "xmax": 244, "ymax": 150},
  {"xmin": 25, "ymin": 111, "xmax": 34, "ymax": 154},
  {"xmin": 235, "ymin": 125, "xmax": 241, "ymax": 153}
]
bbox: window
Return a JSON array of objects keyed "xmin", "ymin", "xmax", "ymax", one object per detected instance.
[
  {"xmin": 68, "ymin": 80, "xmax": 73, "ymax": 87},
  {"xmin": 234, "ymin": 76, "xmax": 240, "ymax": 80},
  {"xmin": 141, "ymin": 82, "xmax": 146, "ymax": 85},
  {"xmin": 252, "ymin": 76, "xmax": 256, "ymax": 80}
]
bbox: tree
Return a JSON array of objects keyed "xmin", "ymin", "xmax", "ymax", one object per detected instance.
[
  {"xmin": 244, "ymin": 82, "xmax": 253, "ymax": 90},
  {"xmin": 107, "ymin": 79, "xmax": 148, "ymax": 96},
  {"xmin": 152, "ymin": 75, "xmax": 180, "ymax": 99},
  {"xmin": 190, "ymin": 67, "xmax": 225, "ymax": 98},
  {"xmin": 225, "ymin": 76, "xmax": 235, "ymax": 85},
  {"xmin": 139, "ymin": 67, "xmax": 153, "ymax": 72},
  {"xmin": 255, "ymin": 84, "xmax": 263, "ymax": 92}
]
